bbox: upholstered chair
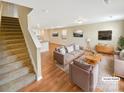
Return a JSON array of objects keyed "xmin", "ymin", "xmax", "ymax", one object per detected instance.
[
  {"xmin": 69, "ymin": 61, "xmax": 98, "ymax": 92},
  {"xmin": 114, "ymin": 50, "xmax": 124, "ymax": 78}
]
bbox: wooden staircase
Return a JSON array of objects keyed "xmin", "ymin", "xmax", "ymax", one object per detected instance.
[{"xmin": 0, "ymin": 16, "xmax": 36, "ymax": 91}]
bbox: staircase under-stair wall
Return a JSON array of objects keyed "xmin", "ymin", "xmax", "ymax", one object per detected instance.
[{"xmin": 0, "ymin": 16, "xmax": 36, "ymax": 92}]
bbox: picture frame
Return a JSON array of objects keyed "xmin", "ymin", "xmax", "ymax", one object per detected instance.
[
  {"xmin": 73, "ymin": 30, "xmax": 83, "ymax": 37},
  {"xmin": 52, "ymin": 32, "xmax": 59, "ymax": 37},
  {"xmin": 98, "ymin": 30, "xmax": 112, "ymax": 40}
]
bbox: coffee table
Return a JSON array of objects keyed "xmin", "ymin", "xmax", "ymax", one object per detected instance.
[
  {"xmin": 75, "ymin": 54, "xmax": 102, "ymax": 65},
  {"xmin": 84, "ymin": 54, "xmax": 102, "ymax": 64}
]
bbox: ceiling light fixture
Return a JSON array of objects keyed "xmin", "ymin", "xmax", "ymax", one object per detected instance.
[
  {"xmin": 109, "ymin": 16, "xmax": 113, "ymax": 18},
  {"xmin": 74, "ymin": 17, "xmax": 87, "ymax": 24},
  {"xmin": 75, "ymin": 19, "xmax": 87, "ymax": 24},
  {"xmin": 104, "ymin": 0, "xmax": 110, "ymax": 4},
  {"xmin": 76, "ymin": 20, "xmax": 83, "ymax": 24},
  {"xmin": 41, "ymin": 9, "xmax": 48, "ymax": 13}
]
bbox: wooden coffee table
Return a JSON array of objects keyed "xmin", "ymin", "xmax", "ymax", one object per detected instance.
[{"xmin": 84, "ymin": 54, "xmax": 102, "ymax": 64}]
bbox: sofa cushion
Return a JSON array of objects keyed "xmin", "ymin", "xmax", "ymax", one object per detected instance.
[
  {"xmin": 77, "ymin": 50, "xmax": 84, "ymax": 55},
  {"xmin": 70, "ymin": 51, "xmax": 82, "ymax": 58},
  {"xmin": 55, "ymin": 46, "xmax": 64, "ymax": 51},
  {"xmin": 59, "ymin": 47, "xmax": 66, "ymax": 55},
  {"xmin": 66, "ymin": 45, "xmax": 74, "ymax": 53},
  {"xmin": 74, "ymin": 45, "xmax": 80, "ymax": 50},
  {"xmin": 74, "ymin": 59, "xmax": 93, "ymax": 71},
  {"xmin": 64, "ymin": 54, "xmax": 75, "ymax": 64},
  {"xmin": 120, "ymin": 49, "xmax": 124, "ymax": 60}
]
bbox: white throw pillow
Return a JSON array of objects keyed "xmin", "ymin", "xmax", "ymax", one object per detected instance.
[
  {"xmin": 120, "ymin": 49, "xmax": 124, "ymax": 60},
  {"xmin": 66, "ymin": 45, "xmax": 74, "ymax": 53},
  {"xmin": 75, "ymin": 45, "xmax": 80, "ymax": 50},
  {"xmin": 59, "ymin": 47, "xmax": 66, "ymax": 55}
]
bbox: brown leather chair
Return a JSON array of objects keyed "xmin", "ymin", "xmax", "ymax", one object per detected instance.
[{"xmin": 69, "ymin": 61, "xmax": 98, "ymax": 92}]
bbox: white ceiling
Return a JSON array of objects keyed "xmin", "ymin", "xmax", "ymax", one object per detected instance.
[{"xmin": 2, "ymin": 0, "xmax": 124, "ymax": 28}]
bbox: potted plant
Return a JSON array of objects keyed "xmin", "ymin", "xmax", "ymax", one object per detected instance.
[{"xmin": 118, "ymin": 36, "xmax": 124, "ymax": 51}]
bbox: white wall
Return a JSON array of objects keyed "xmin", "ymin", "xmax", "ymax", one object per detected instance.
[
  {"xmin": 48, "ymin": 20, "xmax": 124, "ymax": 49},
  {"xmin": 0, "ymin": 1, "xmax": 3, "ymax": 24},
  {"xmin": 40, "ymin": 29, "xmax": 49, "ymax": 41},
  {"xmin": 1, "ymin": 2, "xmax": 18, "ymax": 17}
]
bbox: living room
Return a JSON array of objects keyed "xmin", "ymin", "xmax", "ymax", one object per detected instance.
[
  {"xmin": 0, "ymin": 0, "xmax": 124, "ymax": 92},
  {"xmin": 37, "ymin": 17, "xmax": 124, "ymax": 92},
  {"xmin": 34, "ymin": 0, "xmax": 124, "ymax": 91}
]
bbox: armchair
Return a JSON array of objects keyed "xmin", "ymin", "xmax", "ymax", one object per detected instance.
[
  {"xmin": 114, "ymin": 55, "xmax": 124, "ymax": 78},
  {"xmin": 69, "ymin": 62, "xmax": 98, "ymax": 92}
]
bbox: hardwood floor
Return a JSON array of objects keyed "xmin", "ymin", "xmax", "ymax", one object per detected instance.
[{"xmin": 19, "ymin": 43, "xmax": 124, "ymax": 92}]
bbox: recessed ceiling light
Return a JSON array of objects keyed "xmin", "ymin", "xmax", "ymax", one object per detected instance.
[
  {"xmin": 104, "ymin": 0, "xmax": 110, "ymax": 4},
  {"xmin": 75, "ymin": 20, "xmax": 83, "ymax": 24},
  {"xmin": 41, "ymin": 9, "xmax": 48, "ymax": 13},
  {"xmin": 74, "ymin": 18, "xmax": 87, "ymax": 24},
  {"xmin": 109, "ymin": 16, "xmax": 113, "ymax": 18}
]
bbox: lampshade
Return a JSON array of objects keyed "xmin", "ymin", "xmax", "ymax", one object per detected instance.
[
  {"xmin": 62, "ymin": 30, "xmax": 67, "ymax": 35},
  {"xmin": 86, "ymin": 38, "xmax": 91, "ymax": 42}
]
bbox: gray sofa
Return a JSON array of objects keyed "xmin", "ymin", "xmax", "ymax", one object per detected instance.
[{"xmin": 53, "ymin": 44, "xmax": 84, "ymax": 66}]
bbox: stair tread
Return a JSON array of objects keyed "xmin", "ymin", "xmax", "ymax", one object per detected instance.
[
  {"xmin": 1, "ymin": 25, "xmax": 20, "ymax": 27},
  {"xmin": 2, "ymin": 16, "xmax": 19, "ymax": 19},
  {"xmin": 0, "ymin": 52, "xmax": 29, "ymax": 59},
  {"xmin": 1, "ymin": 23, "xmax": 20, "ymax": 26},
  {"xmin": 0, "ymin": 42, "xmax": 26, "ymax": 47},
  {"xmin": 0, "ymin": 53, "xmax": 29, "ymax": 66},
  {"xmin": 0, "ymin": 59, "xmax": 30, "ymax": 75},
  {"xmin": 0, "ymin": 36, "xmax": 24, "ymax": 40},
  {"xmin": 0, "ymin": 47, "xmax": 26, "ymax": 52},
  {"xmin": 0, "ymin": 34, "xmax": 22, "ymax": 36},
  {"xmin": 1, "ymin": 38, "xmax": 24, "ymax": 42},
  {"xmin": 0, "ymin": 48, "xmax": 27, "ymax": 58},
  {"xmin": 0, "ymin": 44, "xmax": 26, "ymax": 51},
  {"xmin": 1, "ymin": 38, "xmax": 25, "ymax": 44},
  {"xmin": 0, "ymin": 56, "xmax": 30, "ymax": 65},
  {"xmin": 0, "ymin": 73, "xmax": 35, "ymax": 92},
  {"xmin": 0, "ymin": 35, "xmax": 23, "ymax": 37},
  {"xmin": 0, "ymin": 31, "xmax": 22, "ymax": 33},
  {"xmin": 2, "ymin": 19, "xmax": 19, "ymax": 21},
  {"xmin": 0, "ymin": 67, "xmax": 30, "ymax": 86},
  {"xmin": 1, "ymin": 28, "xmax": 21, "ymax": 30}
]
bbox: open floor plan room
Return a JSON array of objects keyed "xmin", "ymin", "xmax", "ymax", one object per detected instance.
[
  {"xmin": 19, "ymin": 43, "xmax": 124, "ymax": 92},
  {"xmin": 0, "ymin": 0, "xmax": 124, "ymax": 92}
]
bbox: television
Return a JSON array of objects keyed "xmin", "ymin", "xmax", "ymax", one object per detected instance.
[
  {"xmin": 98, "ymin": 30, "xmax": 112, "ymax": 40},
  {"xmin": 73, "ymin": 30, "xmax": 83, "ymax": 37}
]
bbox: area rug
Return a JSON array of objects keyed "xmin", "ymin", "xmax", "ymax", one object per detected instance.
[
  {"xmin": 56, "ymin": 55, "xmax": 119, "ymax": 92},
  {"xmin": 97, "ymin": 55, "xmax": 119, "ymax": 92}
]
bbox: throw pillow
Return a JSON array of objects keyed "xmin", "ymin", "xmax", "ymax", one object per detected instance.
[
  {"xmin": 66, "ymin": 45, "xmax": 74, "ymax": 53},
  {"xmin": 75, "ymin": 45, "xmax": 80, "ymax": 50},
  {"xmin": 59, "ymin": 47, "xmax": 66, "ymax": 55},
  {"xmin": 120, "ymin": 49, "xmax": 124, "ymax": 60}
]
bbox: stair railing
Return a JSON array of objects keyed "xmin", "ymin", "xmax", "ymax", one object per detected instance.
[
  {"xmin": 29, "ymin": 30, "xmax": 42, "ymax": 81},
  {"xmin": 18, "ymin": 6, "xmax": 42, "ymax": 81}
]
